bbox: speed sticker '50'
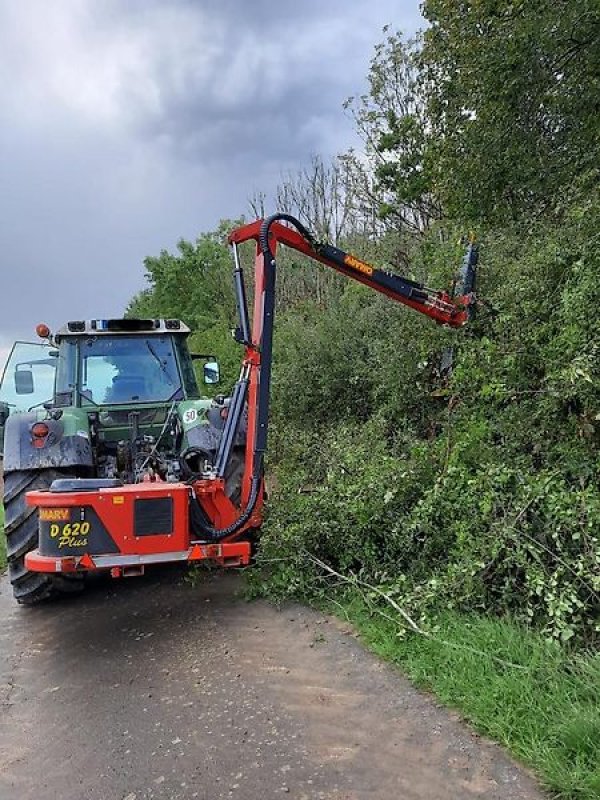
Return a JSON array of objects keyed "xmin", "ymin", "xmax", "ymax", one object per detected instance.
[{"xmin": 182, "ymin": 408, "xmax": 198, "ymax": 425}]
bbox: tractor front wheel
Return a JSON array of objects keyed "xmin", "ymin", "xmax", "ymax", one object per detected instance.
[{"xmin": 3, "ymin": 469, "xmax": 85, "ymax": 605}]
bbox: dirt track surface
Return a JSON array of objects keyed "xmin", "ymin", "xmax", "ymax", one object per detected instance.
[{"xmin": 0, "ymin": 568, "xmax": 544, "ymax": 800}]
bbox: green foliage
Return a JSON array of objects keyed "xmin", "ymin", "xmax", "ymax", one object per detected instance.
[
  {"xmin": 126, "ymin": 220, "xmax": 245, "ymax": 392},
  {"xmin": 255, "ymin": 23, "xmax": 600, "ymax": 633},
  {"xmin": 356, "ymin": 5, "xmax": 600, "ymax": 224},
  {"xmin": 345, "ymin": 29, "xmax": 441, "ymax": 230},
  {"xmin": 422, "ymin": 0, "xmax": 600, "ymax": 220},
  {"xmin": 127, "ymin": 219, "xmax": 239, "ymax": 332},
  {"xmin": 258, "ymin": 199, "xmax": 600, "ymax": 644}
]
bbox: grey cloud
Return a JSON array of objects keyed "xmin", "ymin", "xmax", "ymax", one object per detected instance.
[{"xmin": 0, "ymin": 0, "xmax": 422, "ymax": 357}]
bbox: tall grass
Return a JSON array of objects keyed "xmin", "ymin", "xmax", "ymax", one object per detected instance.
[{"xmin": 343, "ymin": 597, "xmax": 600, "ymax": 800}]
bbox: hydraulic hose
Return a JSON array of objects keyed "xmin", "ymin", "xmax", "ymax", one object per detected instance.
[
  {"xmin": 189, "ymin": 473, "xmax": 262, "ymax": 542},
  {"xmin": 259, "ymin": 212, "xmax": 317, "ymax": 260},
  {"xmin": 192, "ymin": 212, "xmax": 314, "ymax": 542}
]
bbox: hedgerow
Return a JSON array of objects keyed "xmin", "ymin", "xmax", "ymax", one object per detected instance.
[{"xmin": 258, "ymin": 204, "xmax": 600, "ymax": 644}]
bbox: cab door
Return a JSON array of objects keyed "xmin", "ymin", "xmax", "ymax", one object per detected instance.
[{"xmin": 0, "ymin": 342, "xmax": 57, "ymax": 455}]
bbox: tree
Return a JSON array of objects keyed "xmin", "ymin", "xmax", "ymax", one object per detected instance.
[
  {"xmin": 421, "ymin": 0, "xmax": 600, "ymax": 220},
  {"xmin": 249, "ymin": 155, "xmax": 388, "ymax": 310},
  {"xmin": 350, "ymin": 5, "xmax": 600, "ymax": 225},
  {"xmin": 344, "ymin": 28, "xmax": 441, "ymax": 232},
  {"xmin": 126, "ymin": 221, "xmax": 243, "ymax": 389},
  {"xmin": 126, "ymin": 221, "xmax": 239, "ymax": 330}
]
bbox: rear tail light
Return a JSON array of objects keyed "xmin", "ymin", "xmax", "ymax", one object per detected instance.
[{"xmin": 31, "ymin": 422, "xmax": 50, "ymax": 448}]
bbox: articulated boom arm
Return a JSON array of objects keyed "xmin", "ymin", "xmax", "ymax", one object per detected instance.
[
  {"xmin": 229, "ymin": 218, "xmax": 476, "ymax": 328},
  {"xmin": 199, "ymin": 214, "xmax": 477, "ymax": 541}
]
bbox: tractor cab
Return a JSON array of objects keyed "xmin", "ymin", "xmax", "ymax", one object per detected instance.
[
  {"xmin": 0, "ymin": 319, "xmax": 220, "ymax": 455},
  {"xmin": 51, "ymin": 319, "xmax": 210, "ymax": 408},
  {"xmin": 0, "ymin": 319, "xmax": 220, "ymax": 408}
]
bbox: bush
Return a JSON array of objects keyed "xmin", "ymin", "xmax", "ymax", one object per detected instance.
[{"xmin": 256, "ymin": 199, "xmax": 600, "ymax": 644}]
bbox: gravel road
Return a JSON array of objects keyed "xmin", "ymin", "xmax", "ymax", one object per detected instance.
[{"xmin": 0, "ymin": 567, "xmax": 544, "ymax": 800}]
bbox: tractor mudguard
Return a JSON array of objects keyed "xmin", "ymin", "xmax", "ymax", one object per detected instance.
[
  {"xmin": 186, "ymin": 406, "xmax": 247, "ymax": 452},
  {"xmin": 2, "ymin": 412, "xmax": 94, "ymax": 472},
  {"xmin": 206, "ymin": 404, "xmax": 248, "ymax": 441}
]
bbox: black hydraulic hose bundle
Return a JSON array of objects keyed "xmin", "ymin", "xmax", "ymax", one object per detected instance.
[
  {"xmin": 191, "ymin": 213, "xmax": 310, "ymax": 541},
  {"xmin": 259, "ymin": 212, "xmax": 317, "ymax": 253}
]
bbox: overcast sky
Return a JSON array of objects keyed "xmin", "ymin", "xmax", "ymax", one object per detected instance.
[{"xmin": 0, "ymin": 0, "xmax": 423, "ymax": 369}]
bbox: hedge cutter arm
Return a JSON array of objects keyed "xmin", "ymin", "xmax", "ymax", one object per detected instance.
[
  {"xmin": 19, "ymin": 213, "xmax": 477, "ymax": 588},
  {"xmin": 200, "ymin": 214, "xmax": 477, "ymax": 541},
  {"xmin": 229, "ymin": 218, "xmax": 477, "ymax": 328}
]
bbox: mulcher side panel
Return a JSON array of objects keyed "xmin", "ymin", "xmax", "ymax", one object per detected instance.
[{"xmin": 30, "ymin": 483, "xmax": 191, "ymax": 558}]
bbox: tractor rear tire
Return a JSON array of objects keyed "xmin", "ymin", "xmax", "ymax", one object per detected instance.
[{"xmin": 3, "ymin": 468, "xmax": 85, "ymax": 605}]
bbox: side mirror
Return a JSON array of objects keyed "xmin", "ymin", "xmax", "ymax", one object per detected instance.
[
  {"xmin": 0, "ymin": 402, "xmax": 9, "ymax": 426},
  {"xmin": 203, "ymin": 361, "xmax": 220, "ymax": 385},
  {"xmin": 15, "ymin": 368, "xmax": 34, "ymax": 394}
]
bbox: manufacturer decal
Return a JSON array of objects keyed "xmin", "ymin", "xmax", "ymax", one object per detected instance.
[
  {"xmin": 48, "ymin": 521, "xmax": 91, "ymax": 549},
  {"xmin": 40, "ymin": 508, "xmax": 70, "ymax": 522},
  {"xmin": 344, "ymin": 254, "xmax": 374, "ymax": 277}
]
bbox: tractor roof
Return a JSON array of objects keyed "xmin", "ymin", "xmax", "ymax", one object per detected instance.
[{"xmin": 55, "ymin": 319, "xmax": 190, "ymax": 338}]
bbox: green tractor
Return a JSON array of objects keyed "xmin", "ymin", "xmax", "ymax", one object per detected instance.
[{"xmin": 0, "ymin": 319, "xmax": 245, "ymax": 604}]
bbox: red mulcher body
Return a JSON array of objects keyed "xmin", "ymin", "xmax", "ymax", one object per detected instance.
[
  {"xmin": 23, "ymin": 214, "xmax": 477, "ymax": 584},
  {"xmin": 25, "ymin": 480, "xmax": 256, "ymax": 576}
]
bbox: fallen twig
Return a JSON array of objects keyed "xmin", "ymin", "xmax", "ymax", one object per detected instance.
[{"xmin": 304, "ymin": 551, "xmax": 529, "ymax": 671}]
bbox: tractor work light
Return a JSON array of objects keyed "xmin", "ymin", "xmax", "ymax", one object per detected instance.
[
  {"xmin": 59, "ymin": 319, "xmax": 186, "ymax": 335},
  {"xmin": 35, "ymin": 323, "xmax": 51, "ymax": 339},
  {"xmin": 105, "ymin": 319, "xmax": 156, "ymax": 332},
  {"xmin": 91, "ymin": 319, "xmax": 158, "ymax": 332}
]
